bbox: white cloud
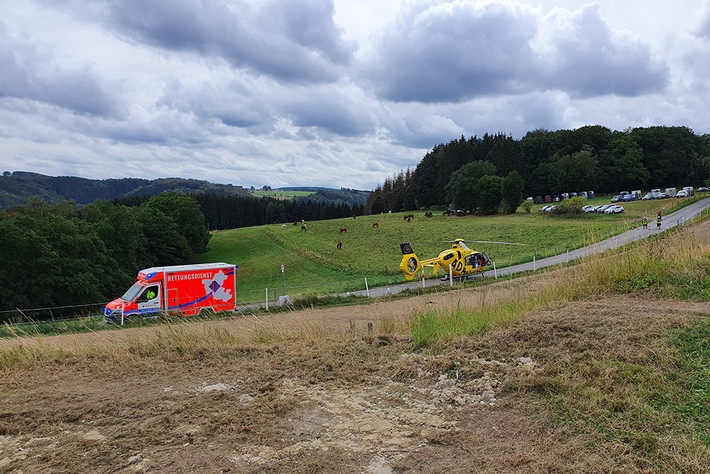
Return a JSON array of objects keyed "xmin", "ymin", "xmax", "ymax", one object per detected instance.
[{"xmin": 1, "ymin": 0, "xmax": 709, "ymax": 190}]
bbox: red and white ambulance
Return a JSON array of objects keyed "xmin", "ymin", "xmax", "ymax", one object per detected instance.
[{"xmin": 104, "ymin": 263, "xmax": 238, "ymax": 322}]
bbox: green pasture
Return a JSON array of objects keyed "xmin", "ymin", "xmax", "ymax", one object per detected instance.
[
  {"xmin": 250, "ymin": 190, "xmax": 315, "ymax": 199},
  {"xmin": 198, "ymin": 196, "xmax": 695, "ymax": 304}
]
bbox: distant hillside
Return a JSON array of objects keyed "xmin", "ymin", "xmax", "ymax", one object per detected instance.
[
  {"xmin": 0, "ymin": 172, "xmax": 372, "ymax": 210},
  {"xmin": 0, "ymin": 171, "xmax": 250, "ymax": 209},
  {"xmin": 283, "ymin": 187, "xmax": 371, "ymax": 207}
]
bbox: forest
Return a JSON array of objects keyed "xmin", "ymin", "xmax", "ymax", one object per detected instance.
[
  {"xmin": 118, "ymin": 193, "xmax": 364, "ymax": 230},
  {"xmin": 0, "ymin": 193, "xmax": 211, "ymax": 320},
  {"xmin": 365, "ymin": 125, "xmax": 710, "ymax": 214}
]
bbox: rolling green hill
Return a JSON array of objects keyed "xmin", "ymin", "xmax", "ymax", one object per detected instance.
[
  {"xmin": 198, "ymin": 204, "xmax": 656, "ymax": 303},
  {"xmin": 0, "ymin": 171, "xmax": 250, "ymax": 209},
  {"xmin": 249, "ymin": 187, "xmax": 370, "ymax": 207}
]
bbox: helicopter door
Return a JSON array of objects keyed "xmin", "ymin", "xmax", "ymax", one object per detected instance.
[{"xmin": 468, "ymin": 253, "xmax": 490, "ymax": 268}]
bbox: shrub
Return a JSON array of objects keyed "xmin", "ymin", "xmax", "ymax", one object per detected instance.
[{"xmin": 552, "ymin": 196, "xmax": 587, "ymax": 215}]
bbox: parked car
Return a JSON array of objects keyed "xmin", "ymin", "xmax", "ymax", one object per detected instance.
[
  {"xmin": 622, "ymin": 194, "xmax": 636, "ymax": 202},
  {"xmin": 611, "ymin": 195, "xmax": 622, "ymax": 202},
  {"xmin": 595, "ymin": 204, "xmax": 613, "ymax": 213},
  {"xmin": 698, "ymin": 186, "xmax": 708, "ymax": 192},
  {"xmin": 582, "ymin": 205, "xmax": 596, "ymax": 212},
  {"xmin": 675, "ymin": 189, "xmax": 689, "ymax": 198},
  {"xmin": 604, "ymin": 205, "xmax": 624, "ymax": 214},
  {"xmin": 641, "ymin": 192, "xmax": 653, "ymax": 200}
]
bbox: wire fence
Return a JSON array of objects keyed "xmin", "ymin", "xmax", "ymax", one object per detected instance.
[{"xmin": 0, "ymin": 276, "xmax": 388, "ymax": 326}]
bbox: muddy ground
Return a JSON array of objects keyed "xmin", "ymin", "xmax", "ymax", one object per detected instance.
[{"xmin": 1, "ymin": 246, "xmax": 708, "ymax": 472}]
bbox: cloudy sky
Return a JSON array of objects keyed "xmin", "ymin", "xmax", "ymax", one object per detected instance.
[{"xmin": 2, "ymin": 0, "xmax": 710, "ymax": 190}]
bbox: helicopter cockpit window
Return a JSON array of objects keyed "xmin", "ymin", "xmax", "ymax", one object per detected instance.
[
  {"xmin": 467, "ymin": 253, "xmax": 489, "ymax": 268},
  {"xmin": 444, "ymin": 253, "xmax": 454, "ymax": 260}
]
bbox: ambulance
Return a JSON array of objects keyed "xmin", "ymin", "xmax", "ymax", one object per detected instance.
[{"xmin": 104, "ymin": 263, "xmax": 238, "ymax": 322}]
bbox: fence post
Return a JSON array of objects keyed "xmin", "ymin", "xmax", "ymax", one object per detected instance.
[
  {"xmin": 533, "ymin": 255, "xmax": 536, "ymax": 271},
  {"xmin": 365, "ymin": 278, "xmax": 369, "ymax": 297},
  {"xmin": 449, "ymin": 265, "xmax": 453, "ymax": 286},
  {"xmin": 493, "ymin": 262, "xmax": 497, "ymax": 279},
  {"xmin": 265, "ymin": 288, "xmax": 269, "ymax": 311}
]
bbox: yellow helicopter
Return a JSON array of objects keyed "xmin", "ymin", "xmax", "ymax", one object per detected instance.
[{"xmin": 399, "ymin": 239, "xmax": 521, "ymax": 281}]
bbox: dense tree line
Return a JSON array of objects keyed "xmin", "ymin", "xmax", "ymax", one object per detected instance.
[
  {"xmin": 0, "ymin": 193, "xmax": 210, "ymax": 320},
  {"xmin": 195, "ymin": 194, "xmax": 363, "ymax": 229},
  {"xmin": 118, "ymin": 194, "xmax": 364, "ymax": 230},
  {"xmin": 366, "ymin": 126, "xmax": 710, "ymax": 214}
]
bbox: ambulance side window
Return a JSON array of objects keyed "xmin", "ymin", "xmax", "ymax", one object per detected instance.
[{"xmin": 139, "ymin": 286, "xmax": 159, "ymax": 301}]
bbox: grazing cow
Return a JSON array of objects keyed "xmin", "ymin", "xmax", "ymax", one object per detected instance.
[
  {"xmin": 339, "ymin": 227, "xmax": 347, "ymax": 233},
  {"xmin": 404, "ymin": 214, "xmax": 414, "ymax": 222},
  {"xmin": 424, "ymin": 211, "xmax": 433, "ymax": 218},
  {"xmin": 301, "ymin": 223, "xmax": 308, "ymax": 231},
  {"xmin": 336, "ymin": 241, "xmax": 342, "ymax": 250},
  {"xmin": 281, "ymin": 224, "xmax": 287, "ymax": 228},
  {"xmin": 372, "ymin": 222, "xmax": 379, "ymax": 228}
]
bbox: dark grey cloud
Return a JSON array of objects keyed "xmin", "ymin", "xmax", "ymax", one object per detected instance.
[
  {"xmin": 99, "ymin": 0, "xmax": 355, "ymax": 83},
  {"xmin": 545, "ymin": 4, "xmax": 668, "ymax": 98},
  {"xmin": 364, "ymin": 2, "xmax": 667, "ymax": 103},
  {"xmin": 0, "ymin": 22, "xmax": 115, "ymax": 115},
  {"xmin": 698, "ymin": 8, "xmax": 710, "ymax": 40},
  {"xmin": 365, "ymin": 2, "xmax": 541, "ymax": 102},
  {"xmin": 282, "ymin": 87, "xmax": 377, "ymax": 137},
  {"xmin": 158, "ymin": 78, "xmax": 272, "ymax": 130}
]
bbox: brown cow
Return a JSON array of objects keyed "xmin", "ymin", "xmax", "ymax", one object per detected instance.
[
  {"xmin": 372, "ymin": 222, "xmax": 379, "ymax": 228},
  {"xmin": 339, "ymin": 227, "xmax": 347, "ymax": 233}
]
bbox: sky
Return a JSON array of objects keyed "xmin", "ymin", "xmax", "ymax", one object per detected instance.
[{"xmin": 2, "ymin": 1, "xmax": 710, "ymax": 191}]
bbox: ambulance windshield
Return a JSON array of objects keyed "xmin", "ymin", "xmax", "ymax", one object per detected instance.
[{"xmin": 121, "ymin": 282, "xmax": 145, "ymax": 302}]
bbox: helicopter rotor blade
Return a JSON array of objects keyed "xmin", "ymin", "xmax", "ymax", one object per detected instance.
[
  {"xmin": 466, "ymin": 240, "xmax": 525, "ymax": 246},
  {"xmin": 419, "ymin": 239, "xmax": 524, "ymax": 246}
]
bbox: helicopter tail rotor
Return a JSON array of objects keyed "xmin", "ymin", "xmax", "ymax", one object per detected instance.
[{"xmin": 399, "ymin": 242, "xmax": 421, "ymax": 280}]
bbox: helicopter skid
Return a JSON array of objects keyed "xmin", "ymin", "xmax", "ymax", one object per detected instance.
[{"xmin": 441, "ymin": 273, "xmax": 485, "ymax": 282}]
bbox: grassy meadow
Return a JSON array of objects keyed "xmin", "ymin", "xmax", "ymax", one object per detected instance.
[
  {"xmin": 249, "ymin": 190, "xmax": 316, "ymax": 199},
  {"xmin": 198, "ymin": 195, "xmax": 698, "ymax": 303}
]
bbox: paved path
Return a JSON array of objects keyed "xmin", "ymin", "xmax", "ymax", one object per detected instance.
[{"xmin": 354, "ymin": 198, "xmax": 710, "ymax": 298}]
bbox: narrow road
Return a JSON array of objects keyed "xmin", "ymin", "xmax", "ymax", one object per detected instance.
[{"xmin": 356, "ymin": 198, "xmax": 710, "ymax": 298}]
